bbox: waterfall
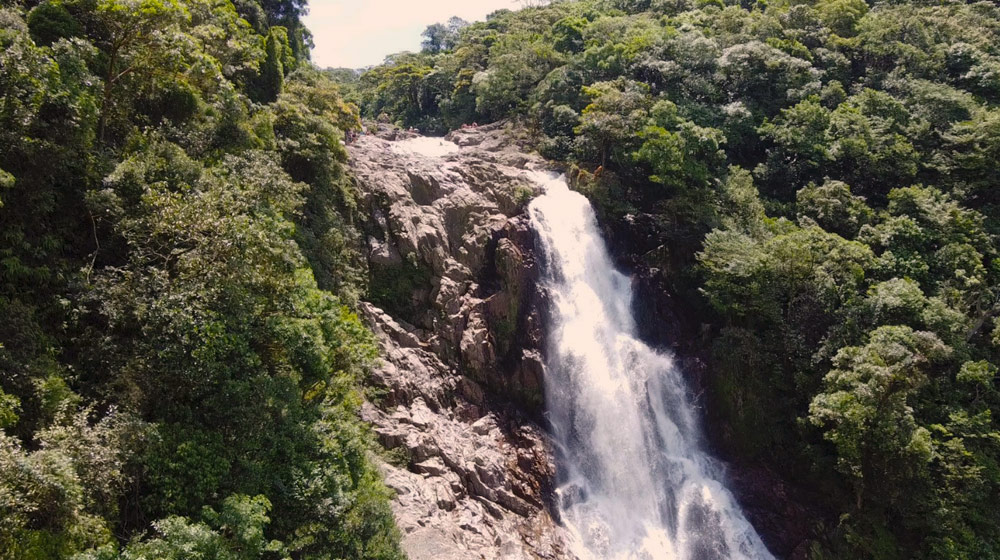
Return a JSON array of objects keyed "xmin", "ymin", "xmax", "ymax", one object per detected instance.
[{"xmin": 527, "ymin": 172, "xmax": 774, "ymax": 560}]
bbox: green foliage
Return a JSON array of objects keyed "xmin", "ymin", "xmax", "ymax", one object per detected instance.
[
  {"xmin": 91, "ymin": 0, "xmax": 190, "ymax": 141},
  {"xmin": 701, "ymin": 224, "xmax": 874, "ymax": 327},
  {"xmin": 810, "ymin": 326, "xmax": 947, "ymax": 508},
  {"xmin": 796, "ymin": 179, "xmax": 873, "ymax": 238},
  {"xmin": 367, "ymin": 258, "xmax": 433, "ymax": 322},
  {"xmin": 576, "ymin": 78, "xmax": 650, "ymax": 166},
  {"xmin": 633, "ymin": 105, "xmax": 726, "ymax": 190},
  {"xmin": 77, "ymin": 494, "xmax": 278, "ymax": 560},
  {"xmin": 0, "ymin": 2, "xmax": 402, "ymax": 559},
  {"xmin": 359, "ymin": 59, "xmax": 435, "ymax": 128},
  {"xmin": 273, "ymin": 68, "xmax": 366, "ymax": 300},
  {"xmin": 0, "ymin": 412, "xmax": 135, "ymax": 560},
  {"xmin": 421, "ymin": 17, "xmax": 467, "ymax": 54},
  {"xmin": 553, "ymin": 16, "xmax": 587, "ymax": 53},
  {"xmin": 473, "ymin": 36, "xmax": 562, "ymax": 121},
  {"xmin": 718, "ymin": 40, "xmax": 820, "ymax": 114},
  {"xmin": 27, "ymin": 1, "xmax": 83, "ymax": 46},
  {"xmin": 815, "ymin": 0, "xmax": 867, "ymax": 38},
  {"xmin": 0, "ymin": 390, "xmax": 19, "ymax": 429},
  {"xmin": 250, "ymin": 26, "xmax": 288, "ymax": 102},
  {"xmin": 6, "ymin": 0, "xmax": 1000, "ymax": 555},
  {"xmin": 757, "ymin": 97, "xmax": 832, "ymax": 198}
]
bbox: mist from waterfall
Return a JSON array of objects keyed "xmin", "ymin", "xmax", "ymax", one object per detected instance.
[{"xmin": 527, "ymin": 171, "xmax": 774, "ymax": 560}]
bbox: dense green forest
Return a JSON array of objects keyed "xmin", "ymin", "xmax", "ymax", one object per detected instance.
[
  {"xmin": 350, "ymin": 0, "xmax": 1000, "ymax": 557},
  {"xmin": 0, "ymin": 0, "xmax": 403, "ymax": 558},
  {"xmin": 6, "ymin": 0, "xmax": 1000, "ymax": 556}
]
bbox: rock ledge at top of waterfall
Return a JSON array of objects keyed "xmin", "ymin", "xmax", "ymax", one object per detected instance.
[{"xmin": 391, "ymin": 136, "xmax": 461, "ymax": 158}]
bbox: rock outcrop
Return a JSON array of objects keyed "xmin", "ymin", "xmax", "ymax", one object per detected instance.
[{"xmin": 348, "ymin": 124, "xmax": 566, "ymax": 560}]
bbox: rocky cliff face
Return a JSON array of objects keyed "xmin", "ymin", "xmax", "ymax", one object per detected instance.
[{"xmin": 347, "ymin": 124, "xmax": 566, "ymax": 560}]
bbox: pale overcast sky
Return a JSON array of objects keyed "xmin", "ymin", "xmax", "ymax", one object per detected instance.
[{"xmin": 303, "ymin": 0, "xmax": 521, "ymax": 69}]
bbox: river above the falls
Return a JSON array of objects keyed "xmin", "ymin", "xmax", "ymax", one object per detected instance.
[{"xmin": 527, "ymin": 171, "xmax": 774, "ymax": 560}]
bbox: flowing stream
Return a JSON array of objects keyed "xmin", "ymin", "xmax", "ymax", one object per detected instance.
[{"xmin": 528, "ymin": 172, "xmax": 774, "ymax": 560}]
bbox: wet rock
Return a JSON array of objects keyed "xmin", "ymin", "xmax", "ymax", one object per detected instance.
[{"xmin": 725, "ymin": 462, "xmax": 817, "ymax": 558}]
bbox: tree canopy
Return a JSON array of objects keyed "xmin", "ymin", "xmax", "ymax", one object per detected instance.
[{"xmin": 0, "ymin": 1, "xmax": 401, "ymax": 558}]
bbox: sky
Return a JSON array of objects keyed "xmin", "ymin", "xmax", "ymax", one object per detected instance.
[{"xmin": 303, "ymin": 0, "xmax": 522, "ymax": 70}]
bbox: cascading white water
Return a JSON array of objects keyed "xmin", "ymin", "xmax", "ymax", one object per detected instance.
[{"xmin": 528, "ymin": 171, "xmax": 774, "ymax": 560}]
